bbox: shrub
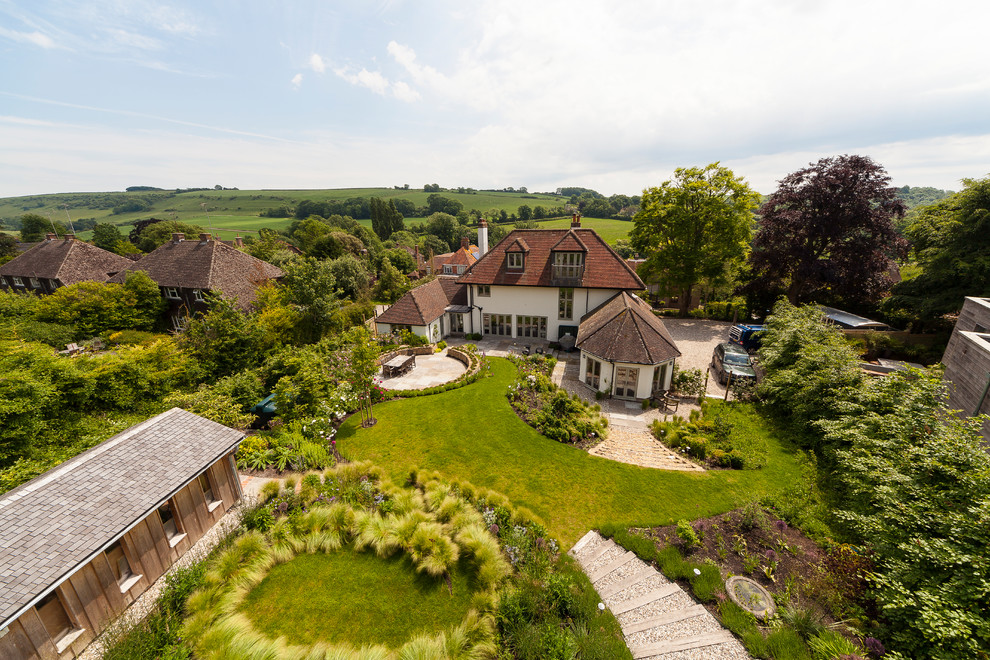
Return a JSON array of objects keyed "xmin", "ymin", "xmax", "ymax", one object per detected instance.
[
  {"xmin": 14, "ymin": 320, "xmax": 77, "ymax": 347},
  {"xmin": 675, "ymin": 519, "xmax": 700, "ymax": 549},
  {"xmin": 807, "ymin": 629, "xmax": 862, "ymax": 659},
  {"xmin": 689, "ymin": 562, "xmax": 723, "ymax": 602},
  {"xmin": 671, "ymin": 366, "xmax": 705, "ymax": 398}
]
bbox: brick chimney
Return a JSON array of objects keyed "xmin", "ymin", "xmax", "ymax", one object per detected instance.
[
  {"xmin": 460, "ymin": 236, "xmax": 470, "ymax": 250},
  {"xmin": 45, "ymin": 233, "xmax": 56, "ymax": 241},
  {"xmin": 199, "ymin": 233, "xmax": 211, "ymax": 243},
  {"xmin": 63, "ymin": 233, "xmax": 76, "ymax": 242},
  {"xmin": 234, "ymin": 236, "xmax": 244, "ymax": 248},
  {"xmin": 478, "ymin": 217, "xmax": 488, "ymax": 257},
  {"xmin": 172, "ymin": 233, "xmax": 185, "ymax": 243},
  {"xmin": 571, "ymin": 213, "xmax": 581, "ymax": 228}
]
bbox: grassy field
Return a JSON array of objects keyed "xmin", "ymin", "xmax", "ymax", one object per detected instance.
[
  {"xmin": 535, "ymin": 216, "xmax": 634, "ymax": 244},
  {"xmin": 0, "ymin": 187, "xmax": 568, "ymax": 240},
  {"xmin": 339, "ymin": 359, "xmax": 807, "ymax": 547},
  {"xmin": 241, "ymin": 550, "xmax": 474, "ymax": 648}
]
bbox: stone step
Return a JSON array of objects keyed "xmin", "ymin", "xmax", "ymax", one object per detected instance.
[
  {"xmin": 568, "ymin": 530, "xmax": 599, "ymax": 558},
  {"xmin": 622, "ymin": 604, "xmax": 707, "ymax": 635},
  {"xmin": 630, "ymin": 630, "xmax": 735, "ymax": 659},
  {"xmin": 611, "ymin": 584, "xmax": 681, "ymax": 615},
  {"xmin": 579, "ymin": 539, "xmax": 616, "ymax": 566},
  {"xmin": 589, "ymin": 550, "xmax": 638, "ymax": 582},
  {"xmin": 596, "ymin": 564, "xmax": 656, "ymax": 599}
]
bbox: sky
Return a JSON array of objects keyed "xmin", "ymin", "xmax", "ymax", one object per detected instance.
[{"xmin": 1, "ymin": 0, "xmax": 989, "ymax": 198}]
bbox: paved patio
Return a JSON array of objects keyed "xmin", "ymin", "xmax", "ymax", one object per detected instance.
[{"xmin": 378, "ymin": 349, "xmax": 467, "ymax": 390}]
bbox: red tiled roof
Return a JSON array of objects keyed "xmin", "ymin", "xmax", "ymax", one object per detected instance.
[
  {"xmin": 459, "ymin": 228, "xmax": 644, "ymax": 289},
  {"xmin": 447, "ymin": 247, "xmax": 477, "ymax": 267},
  {"xmin": 107, "ymin": 236, "xmax": 283, "ymax": 309},
  {"xmin": 0, "ymin": 237, "xmax": 133, "ymax": 285},
  {"xmin": 576, "ymin": 292, "xmax": 681, "ymax": 365},
  {"xmin": 376, "ymin": 278, "xmax": 466, "ymax": 326}
]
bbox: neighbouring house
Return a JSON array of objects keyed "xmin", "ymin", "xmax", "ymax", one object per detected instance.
[
  {"xmin": 106, "ymin": 232, "xmax": 284, "ymax": 330},
  {"xmin": 576, "ymin": 291, "xmax": 681, "ymax": 399},
  {"xmin": 941, "ymin": 296, "xmax": 990, "ymax": 447},
  {"xmin": 374, "ymin": 277, "xmax": 469, "ymax": 342},
  {"xmin": 378, "ymin": 215, "xmax": 681, "ymax": 400},
  {"xmin": 0, "ymin": 234, "xmax": 133, "ymax": 294},
  {"xmin": 0, "ymin": 408, "xmax": 244, "ymax": 660},
  {"xmin": 431, "ymin": 237, "xmax": 478, "ymax": 277}
]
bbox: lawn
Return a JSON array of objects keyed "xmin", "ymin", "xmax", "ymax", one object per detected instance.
[
  {"xmin": 240, "ymin": 550, "xmax": 475, "ymax": 649},
  {"xmin": 338, "ymin": 358, "xmax": 808, "ymax": 547},
  {"xmin": 535, "ymin": 216, "xmax": 634, "ymax": 245}
]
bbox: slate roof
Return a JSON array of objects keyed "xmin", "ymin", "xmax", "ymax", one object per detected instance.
[
  {"xmin": 576, "ymin": 292, "xmax": 681, "ymax": 365},
  {"xmin": 376, "ymin": 278, "xmax": 467, "ymax": 326},
  {"xmin": 459, "ymin": 228, "xmax": 644, "ymax": 289},
  {"xmin": 0, "ymin": 236, "xmax": 133, "ymax": 284},
  {"xmin": 106, "ymin": 235, "xmax": 283, "ymax": 309},
  {"xmin": 0, "ymin": 408, "xmax": 243, "ymax": 629}
]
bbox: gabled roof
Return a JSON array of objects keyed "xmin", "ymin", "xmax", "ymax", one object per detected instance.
[
  {"xmin": 576, "ymin": 291, "xmax": 681, "ymax": 365},
  {"xmin": 0, "ymin": 408, "xmax": 244, "ymax": 630},
  {"xmin": 107, "ymin": 236, "xmax": 283, "ymax": 309},
  {"xmin": 459, "ymin": 228, "xmax": 644, "ymax": 289},
  {"xmin": 447, "ymin": 246, "xmax": 477, "ymax": 267},
  {"xmin": 0, "ymin": 236, "xmax": 133, "ymax": 285},
  {"xmin": 505, "ymin": 237, "xmax": 530, "ymax": 253},
  {"xmin": 376, "ymin": 278, "xmax": 467, "ymax": 326}
]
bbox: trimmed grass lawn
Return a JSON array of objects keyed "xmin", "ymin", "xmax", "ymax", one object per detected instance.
[
  {"xmin": 339, "ymin": 358, "xmax": 808, "ymax": 547},
  {"xmin": 241, "ymin": 550, "xmax": 475, "ymax": 649},
  {"xmin": 535, "ymin": 216, "xmax": 634, "ymax": 245}
]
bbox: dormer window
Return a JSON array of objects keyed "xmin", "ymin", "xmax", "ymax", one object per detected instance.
[
  {"xmin": 443, "ymin": 264, "xmax": 453, "ymax": 274},
  {"xmin": 553, "ymin": 252, "xmax": 584, "ymax": 279},
  {"xmin": 30, "ymin": 277, "xmax": 41, "ymax": 288},
  {"xmin": 507, "ymin": 252, "xmax": 523, "ymax": 269},
  {"xmin": 164, "ymin": 287, "xmax": 180, "ymax": 299},
  {"xmin": 11, "ymin": 276, "xmax": 24, "ymax": 287},
  {"xmin": 192, "ymin": 289, "xmax": 205, "ymax": 302}
]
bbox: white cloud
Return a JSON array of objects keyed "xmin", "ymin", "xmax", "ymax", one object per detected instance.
[
  {"xmin": 391, "ymin": 81, "xmax": 420, "ymax": 103},
  {"xmin": 309, "ymin": 53, "xmax": 326, "ymax": 73},
  {"xmin": 291, "ymin": 73, "xmax": 303, "ymax": 88},
  {"xmin": 333, "ymin": 66, "xmax": 419, "ymax": 102},
  {"xmin": 0, "ymin": 26, "xmax": 57, "ymax": 49}
]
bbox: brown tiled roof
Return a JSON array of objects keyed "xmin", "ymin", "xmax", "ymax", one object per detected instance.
[
  {"xmin": 0, "ymin": 237, "xmax": 133, "ymax": 284},
  {"xmin": 107, "ymin": 236, "xmax": 283, "ymax": 309},
  {"xmin": 0, "ymin": 408, "xmax": 243, "ymax": 629},
  {"xmin": 459, "ymin": 228, "xmax": 644, "ymax": 289},
  {"xmin": 576, "ymin": 292, "xmax": 681, "ymax": 365},
  {"xmin": 447, "ymin": 247, "xmax": 477, "ymax": 267},
  {"xmin": 376, "ymin": 278, "xmax": 466, "ymax": 326},
  {"xmin": 552, "ymin": 232, "xmax": 587, "ymax": 252}
]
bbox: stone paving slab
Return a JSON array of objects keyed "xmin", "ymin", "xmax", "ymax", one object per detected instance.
[
  {"xmin": 379, "ymin": 349, "xmax": 466, "ymax": 390},
  {"xmin": 631, "ymin": 630, "xmax": 736, "ymax": 658},
  {"xmin": 623, "ymin": 604, "xmax": 707, "ymax": 635},
  {"xmin": 590, "ymin": 427, "xmax": 704, "ymax": 471}
]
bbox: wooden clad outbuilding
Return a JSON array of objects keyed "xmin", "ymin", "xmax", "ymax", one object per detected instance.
[{"xmin": 0, "ymin": 408, "xmax": 244, "ymax": 659}]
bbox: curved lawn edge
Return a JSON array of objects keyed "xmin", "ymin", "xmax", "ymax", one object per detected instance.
[{"xmin": 338, "ymin": 358, "xmax": 809, "ymax": 547}]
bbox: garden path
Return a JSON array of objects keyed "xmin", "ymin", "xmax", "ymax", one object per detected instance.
[{"xmin": 570, "ymin": 531, "xmax": 750, "ymax": 660}]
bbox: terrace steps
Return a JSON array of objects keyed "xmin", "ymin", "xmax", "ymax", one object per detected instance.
[{"xmin": 569, "ymin": 530, "xmax": 750, "ymax": 660}]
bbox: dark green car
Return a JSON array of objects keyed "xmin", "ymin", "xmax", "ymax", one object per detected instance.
[{"xmin": 711, "ymin": 342, "xmax": 757, "ymax": 385}]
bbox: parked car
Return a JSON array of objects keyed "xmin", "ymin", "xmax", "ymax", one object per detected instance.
[
  {"xmin": 729, "ymin": 323, "xmax": 765, "ymax": 351},
  {"xmin": 711, "ymin": 342, "xmax": 757, "ymax": 385}
]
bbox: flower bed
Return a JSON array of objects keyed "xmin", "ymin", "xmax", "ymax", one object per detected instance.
[
  {"xmin": 505, "ymin": 354, "xmax": 608, "ymax": 445},
  {"xmin": 650, "ymin": 400, "xmax": 768, "ymax": 469}
]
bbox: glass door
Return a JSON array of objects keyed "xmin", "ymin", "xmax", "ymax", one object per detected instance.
[{"xmin": 614, "ymin": 366, "xmax": 639, "ymax": 399}]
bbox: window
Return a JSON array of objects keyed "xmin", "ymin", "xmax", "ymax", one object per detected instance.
[
  {"xmin": 11, "ymin": 276, "xmax": 24, "ymax": 286},
  {"xmin": 507, "ymin": 252, "xmax": 523, "ymax": 269},
  {"xmin": 105, "ymin": 539, "xmax": 142, "ymax": 592},
  {"xmin": 456, "ymin": 265, "xmax": 466, "ymax": 274},
  {"xmin": 976, "ymin": 323, "xmax": 988, "ymax": 334},
  {"xmin": 36, "ymin": 591, "xmax": 79, "ymax": 649},
  {"xmin": 192, "ymin": 289, "xmax": 205, "ymax": 302},
  {"xmin": 614, "ymin": 366, "xmax": 639, "ymax": 398},
  {"xmin": 163, "ymin": 287, "xmax": 180, "ymax": 299},
  {"xmin": 477, "ymin": 285, "xmax": 491, "ymax": 297},
  {"xmin": 516, "ymin": 315, "xmax": 547, "ymax": 338},
  {"xmin": 171, "ymin": 315, "xmax": 189, "ymax": 333},
  {"xmin": 157, "ymin": 500, "xmax": 185, "ymax": 546},
  {"xmin": 443, "ymin": 264, "xmax": 453, "ymax": 274},
  {"xmin": 449, "ymin": 314, "xmax": 464, "ymax": 333},
  {"xmin": 30, "ymin": 277, "xmax": 41, "ymax": 288},
  {"xmin": 483, "ymin": 313, "xmax": 512, "ymax": 336},
  {"xmin": 652, "ymin": 364, "xmax": 668, "ymax": 394},
  {"xmin": 199, "ymin": 472, "xmax": 221, "ymax": 511},
  {"xmin": 558, "ymin": 288, "xmax": 574, "ymax": 319},
  {"xmin": 553, "ymin": 252, "xmax": 584, "ymax": 279},
  {"xmin": 585, "ymin": 357, "xmax": 601, "ymax": 389}
]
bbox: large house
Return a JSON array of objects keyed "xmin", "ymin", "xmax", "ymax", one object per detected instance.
[
  {"xmin": 0, "ymin": 234, "xmax": 133, "ymax": 294},
  {"xmin": 941, "ymin": 296, "xmax": 990, "ymax": 447},
  {"xmin": 0, "ymin": 408, "xmax": 244, "ymax": 660},
  {"xmin": 107, "ymin": 232, "xmax": 284, "ymax": 330},
  {"xmin": 376, "ymin": 216, "xmax": 681, "ymax": 400}
]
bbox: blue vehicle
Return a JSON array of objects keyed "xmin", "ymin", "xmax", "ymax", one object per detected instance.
[{"xmin": 729, "ymin": 324, "xmax": 765, "ymax": 351}]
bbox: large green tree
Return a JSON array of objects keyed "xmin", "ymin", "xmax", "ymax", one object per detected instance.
[
  {"xmin": 749, "ymin": 155, "xmax": 907, "ymax": 305},
  {"xmin": 20, "ymin": 213, "xmax": 66, "ymax": 242},
  {"xmin": 886, "ymin": 175, "xmax": 990, "ymax": 318},
  {"xmin": 630, "ymin": 163, "xmax": 758, "ymax": 316},
  {"xmin": 91, "ymin": 223, "xmax": 124, "ymax": 252},
  {"xmin": 370, "ymin": 197, "xmax": 405, "ymax": 241},
  {"xmin": 278, "ymin": 257, "xmax": 342, "ymax": 342},
  {"xmin": 33, "ymin": 271, "xmax": 165, "ymax": 338}
]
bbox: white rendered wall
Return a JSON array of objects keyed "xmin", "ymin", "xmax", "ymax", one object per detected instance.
[
  {"xmin": 468, "ymin": 285, "xmax": 621, "ymax": 340},
  {"xmin": 579, "ymin": 351, "xmax": 676, "ymax": 400}
]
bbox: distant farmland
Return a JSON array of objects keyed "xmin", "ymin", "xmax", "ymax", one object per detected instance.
[{"xmin": 0, "ymin": 187, "xmax": 633, "ymax": 245}]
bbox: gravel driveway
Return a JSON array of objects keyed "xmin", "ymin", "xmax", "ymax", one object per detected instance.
[{"xmin": 662, "ymin": 319, "xmax": 734, "ymax": 397}]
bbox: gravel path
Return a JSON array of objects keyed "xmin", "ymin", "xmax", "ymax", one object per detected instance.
[
  {"xmin": 661, "ymin": 319, "xmax": 734, "ymax": 397},
  {"xmin": 569, "ymin": 531, "xmax": 751, "ymax": 660}
]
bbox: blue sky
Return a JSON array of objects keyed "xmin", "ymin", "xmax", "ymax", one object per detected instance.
[{"xmin": 1, "ymin": 0, "xmax": 988, "ymax": 197}]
